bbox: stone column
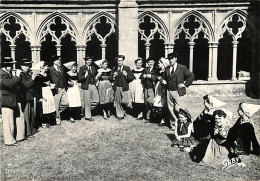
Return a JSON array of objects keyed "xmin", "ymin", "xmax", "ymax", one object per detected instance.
[
  {"xmin": 211, "ymin": 42, "xmax": 218, "ymax": 81},
  {"xmin": 9, "ymin": 45, "xmax": 16, "ymax": 69},
  {"xmin": 101, "ymin": 43, "xmax": 107, "ymax": 60},
  {"xmin": 118, "ymin": 0, "xmax": 138, "ymax": 69},
  {"xmin": 164, "ymin": 43, "xmax": 168, "ymax": 58},
  {"xmin": 231, "ymin": 40, "xmax": 239, "ymax": 81},
  {"xmin": 145, "ymin": 43, "xmax": 151, "ymax": 59},
  {"xmin": 207, "ymin": 43, "xmax": 213, "ymax": 80},
  {"xmin": 188, "ymin": 41, "xmax": 195, "ymax": 72},
  {"xmin": 31, "ymin": 46, "xmax": 37, "ymax": 65},
  {"xmin": 76, "ymin": 45, "xmax": 86, "ymax": 67},
  {"xmin": 36, "ymin": 46, "xmax": 41, "ymax": 63},
  {"xmin": 164, "ymin": 43, "xmax": 174, "ymax": 57},
  {"xmin": 56, "ymin": 45, "xmax": 62, "ymax": 56}
]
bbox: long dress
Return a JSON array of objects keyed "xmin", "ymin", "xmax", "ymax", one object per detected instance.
[
  {"xmin": 129, "ymin": 68, "xmax": 144, "ymax": 103},
  {"xmin": 153, "ymin": 71, "xmax": 166, "ymax": 108},
  {"xmin": 172, "ymin": 121, "xmax": 198, "ymax": 147},
  {"xmin": 193, "ymin": 109, "xmax": 215, "ymax": 141},
  {"xmin": 97, "ymin": 68, "xmax": 114, "ymax": 104},
  {"xmin": 200, "ymin": 123, "xmax": 231, "ymax": 167},
  {"xmin": 228, "ymin": 117, "xmax": 260, "ymax": 155},
  {"xmin": 34, "ymin": 73, "xmax": 56, "ymax": 126},
  {"xmin": 151, "ymin": 70, "xmax": 169, "ymax": 124},
  {"xmin": 66, "ymin": 72, "xmax": 81, "ymax": 107}
]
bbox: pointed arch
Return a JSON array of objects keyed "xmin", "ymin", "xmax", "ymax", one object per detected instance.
[
  {"xmin": 216, "ymin": 9, "xmax": 256, "ymax": 42},
  {"xmin": 35, "ymin": 11, "xmax": 79, "ymax": 45},
  {"xmin": 138, "ymin": 10, "xmax": 170, "ymax": 43},
  {"xmin": 82, "ymin": 11, "xmax": 116, "ymax": 45},
  {"xmin": 0, "ymin": 11, "xmax": 32, "ymax": 44},
  {"xmin": 173, "ymin": 10, "xmax": 214, "ymax": 42}
]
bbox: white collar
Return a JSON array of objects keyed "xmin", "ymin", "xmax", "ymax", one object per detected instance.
[
  {"xmin": 2, "ymin": 68, "xmax": 12, "ymax": 76},
  {"xmin": 134, "ymin": 67, "xmax": 144, "ymax": 71},
  {"xmin": 98, "ymin": 68, "xmax": 111, "ymax": 73},
  {"xmin": 173, "ymin": 63, "xmax": 177, "ymax": 70},
  {"xmin": 54, "ymin": 65, "xmax": 60, "ymax": 71}
]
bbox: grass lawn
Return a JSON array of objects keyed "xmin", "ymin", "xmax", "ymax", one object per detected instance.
[{"xmin": 0, "ymin": 96, "xmax": 260, "ymax": 181}]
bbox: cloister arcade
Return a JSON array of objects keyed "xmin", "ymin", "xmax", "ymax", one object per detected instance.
[{"xmin": 0, "ymin": 0, "xmax": 259, "ymax": 84}]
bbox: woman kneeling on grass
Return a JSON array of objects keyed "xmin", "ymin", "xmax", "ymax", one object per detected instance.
[
  {"xmin": 190, "ymin": 109, "xmax": 240, "ymax": 168},
  {"xmin": 228, "ymin": 103, "xmax": 260, "ymax": 155},
  {"xmin": 171, "ymin": 108, "xmax": 198, "ymax": 152}
]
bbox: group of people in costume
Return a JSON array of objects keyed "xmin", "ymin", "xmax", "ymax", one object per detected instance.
[{"xmin": 1, "ymin": 52, "xmax": 259, "ymax": 168}]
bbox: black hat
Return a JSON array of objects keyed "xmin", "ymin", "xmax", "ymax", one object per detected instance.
[
  {"xmin": 167, "ymin": 52, "xmax": 178, "ymax": 59},
  {"xmin": 1, "ymin": 57, "xmax": 16, "ymax": 65},
  {"xmin": 84, "ymin": 55, "xmax": 93, "ymax": 61},
  {"xmin": 20, "ymin": 58, "xmax": 33, "ymax": 66},
  {"xmin": 115, "ymin": 55, "xmax": 125, "ymax": 61},
  {"xmin": 51, "ymin": 55, "xmax": 61, "ymax": 62},
  {"xmin": 146, "ymin": 57, "xmax": 155, "ymax": 63},
  {"xmin": 179, "ymin": 108, "xmax": 191, "ymax": 120}
]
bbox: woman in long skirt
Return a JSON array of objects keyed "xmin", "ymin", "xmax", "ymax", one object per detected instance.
[
  {"xmin": 153, "ymin": 57, "xmax": 169, "ymax": 126},
  {"xmin": 96, "ymin": 60, "xmax": 114, "ymax": 119},
  {"xmin": 190, "ymin": 109, "xmax": 236, "ymax": 168},
  {"xmin": 64, "ymin": 61, "xmax": 82, "ymax": 123},
  {"xmin": 129, "ymin": 58, "xmax": 145, "ymax": 120},
  {"xmin": 33, "ymin": 61, "xmax": 56, "ymax": 128}
]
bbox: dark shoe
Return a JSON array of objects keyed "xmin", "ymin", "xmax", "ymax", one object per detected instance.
[
  {"xmin": 118, "ymin": 117, "xmax": 124, "ymax": 120},
  {"xmin": 28, "ymin": 135, "xmax": 35, "ymax": 139},
  {"xmin": 145, "ymin": 119, "xmax": 150, "ymax": 123},
  {"xmin": 159, "ymin": 123, "xmax": 164, "ymax": 127},
  {"xmin": 6, "ymin": 143, "xmax": 18, "ymax": 146},
  {"xmin": 85, "ymin": 118, "xmax": 95, "ymax": 121},
  {"xmin": 17, "ymin": 138, "xmax": 27, "ymax": 142}
]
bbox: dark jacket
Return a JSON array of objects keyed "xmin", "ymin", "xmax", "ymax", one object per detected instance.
[
  {"xmin": 163, "ymin": 63, "xmax": 194, "ymax": 96},
  {"xmin": 48, "ymin": 66, "xmax": 67, "ymax": 93},
  {"xmin": 141, "ymin": 67, "xmax": 158, "ymax": 89},
  {"xmin": 0, "ymin": 69, "xmax": 21, "ymax": 108},
  {"xmin": 34, "ymin": 74, "xmax": 51, "ymax": 101},
  {"xmin": 78, "ymin": 65, "xmax": 97, "ymax": 90},
  {"xmin": 109, "ymin": 65, "xmax": 135, "ymax": 91},
  {"xmin": 20, "ymin": 72, "xmax": 35, "ymax": 101}
]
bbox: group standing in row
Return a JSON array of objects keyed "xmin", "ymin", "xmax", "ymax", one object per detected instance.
[{"xmin": 1, "ymin": 52, "xmax": 259, "ymax": 169}]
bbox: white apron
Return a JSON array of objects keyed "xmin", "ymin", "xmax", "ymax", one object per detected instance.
[
  {"xmin": 42, "ymin": 86, "xmax": 56, "ymax": 114},
  {"xmin": 67, "ymin": 80, "xmax": 82, "ymax": 107}
]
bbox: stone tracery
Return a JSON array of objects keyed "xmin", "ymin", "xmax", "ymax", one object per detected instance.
[
  {"xmin": 0, "ymin": 16, "xmax": 31, "ymax": 45},
  {"xmin": 39, "ymin": 16, "xmax": 77, "ymax": 46}
]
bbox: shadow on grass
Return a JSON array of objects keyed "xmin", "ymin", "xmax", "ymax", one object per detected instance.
[{"xmin": 166, "ymin": 133, "xmax": 175, "ymax": 142}]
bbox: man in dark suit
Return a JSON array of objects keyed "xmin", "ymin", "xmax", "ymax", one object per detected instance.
[
  {"xmin": 109, "ymin": 55, "xmax": 135, "ymax": 120},
  {"xmin": 78, "ymin": 56, "xmax": 99, "ymax": 121},
  {"xmin": 162, "ymin": 52, "xmax": 194, "ymax": 129},
  {"xmin": 141, "ymin": 57, "xmax": 158, "ymax": 122},
  {"xmin": 1, "ymin": 57, "xmax": 22, "ymax": 146},
  {"xmin": 19, "ymin": 58, "xmax": 37, "ymax": 137},
  {"xmin": 48, "ymin": 55, "xmax": 69, "ymax": 124}
]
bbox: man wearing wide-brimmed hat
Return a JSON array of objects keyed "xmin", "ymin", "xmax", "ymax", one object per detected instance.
[
  {"xmin": 162, "ymin": 52, "xmax": 194, "ymax": 130},
  {"xmin": 19, "ymin": 58, "xmax": 38, "ymax": 137},
  {"xmin": 1, "ymin": 57, "xmax": 22, "ymax": 146},
  {"xmin": 48, "ymin": 55, "xmax": 69, "ymax": 124},
  {"xmin": 78, "ymin": 55, "xmax": 100, "ymax": 121}
]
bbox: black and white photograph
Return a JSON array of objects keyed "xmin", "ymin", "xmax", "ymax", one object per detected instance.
[{"xmin": 0, "ymin": 0, "xmax": 260, "ymax": 180}]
